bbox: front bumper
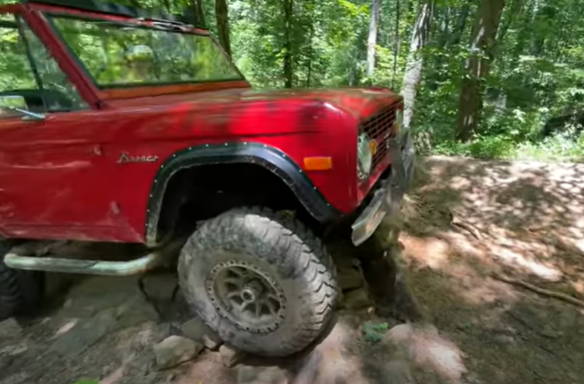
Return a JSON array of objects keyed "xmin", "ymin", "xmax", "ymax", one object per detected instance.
[{"xmin": 351, "ymin": 130, "xmax": 415, "ymax": 246}]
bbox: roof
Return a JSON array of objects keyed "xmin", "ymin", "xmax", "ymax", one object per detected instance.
[{"xmin": 22, "ymin": 0, "xmax": 204, "ymax": 28}]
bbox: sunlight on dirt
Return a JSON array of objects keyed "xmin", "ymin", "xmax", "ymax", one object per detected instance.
[
  {"xmin": 404, "ymin": 157, "xmax": 584, "ymax": 284},
  {"xmin": 400, "ymin": 156, "xmax": 584, "ymax": 384}
]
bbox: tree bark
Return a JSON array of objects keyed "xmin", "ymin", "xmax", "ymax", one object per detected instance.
[
  {"xmin": 436, "ymin": 5, "xmax": 450, "ymax": 49},
  {"xmin": 161, "ymin": 0, "xmax": 171, "ymax": 13},
  {"xmin": 194, "ymin": 0, "xmax": 206, "ymax": 27},
  {"xmin": 451, "ymin": 2, "xmax": 470, "ymax": 46},
  {"xmin": 366, "ymin": 0, "xmax": 381, "ymax": 77},
  {"xmin": 182, "ymin": 1, "xmax": 205, "ymax": 26},
  {"xmin": 401, "ymin": 1, "xmax": 434, "ymax": 131},
  {"xmin": 215, "ymin": 0, "xmax": 231, "ymax": 56},
  {"xmin": 455, "ymin": 0, "xmax": 506, "ymax": 142},
  {"xmin": 306, "ymin": 24, "xmax": 314, "ymax": 88},
  {"xmin": 283, "ymin": 0, "xmax": 293, "ymax": 88},
  {"xmin": 391, "ymin": 0, "xmax": 401, "ymax": 89}
]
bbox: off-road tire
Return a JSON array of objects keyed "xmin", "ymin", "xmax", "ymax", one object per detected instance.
[
  {"xmin": 178, "ymin": 207, "xmax": 338, "ymax": 357},
  {"xmin": 0, "ymin": 241, "xmax": 42, "ymax": 321}
]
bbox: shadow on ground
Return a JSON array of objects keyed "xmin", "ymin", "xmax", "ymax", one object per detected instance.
[{"xmin": 397, "ymin": 156, "xmax": 584, "ymax": 384}]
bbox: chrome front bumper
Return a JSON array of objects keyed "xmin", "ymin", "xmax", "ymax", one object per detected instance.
[{"xmin": 351, "ymin": 131, "xmax": 415, "ymax": 246}]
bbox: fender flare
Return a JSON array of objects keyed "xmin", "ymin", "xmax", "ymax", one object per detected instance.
[{"xmin": 144, "ymin": 142, "xmax": 342, "ymax": 244}]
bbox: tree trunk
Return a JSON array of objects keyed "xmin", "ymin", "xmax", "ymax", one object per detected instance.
[
  {"xmin": 401, "ymin": 1, "xmax": 434, "ymax": 131},
  {"xmin": 194, "ymin": 0, "xmax": 206, "ymax": 27},
  {"xmin": 391, "ymin": 0, "xmax": 401, "ymax": 89},
  {"xmin": 436, "ymin": 5, "xmax": 450, "ymax": 49},
  {"xmin": 451, "ymin": 2, "xmax": 470, "ymax": 46},
  {"xmin": 283, "ymin": 0, "xmax": 293, "ymax": 88},
  {"xmin": 306, "ymin": 24, "xmax": 314, "ymax": 88},
  {"xmin": 366, "ymin": 0, "xmax": 381, "ymax": 77},
  {"xmin": 428, "ymin": 2, "xmax": 469, "ymax": 91},
  {"xmin": 215, "ymin": 0, "xmax": 231, "ymax": 56},
  {"xmin": 455, "ymin": 0, "xmax": 506, "ymax": 142}
]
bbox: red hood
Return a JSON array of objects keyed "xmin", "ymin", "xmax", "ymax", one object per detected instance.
[
  {"xmin": 240, "ymin": 87, "xmax": 401, "ymax": 117},
  {"xmin": 110, "ymin": 86, "xmax": 402, "ymax": 120}
]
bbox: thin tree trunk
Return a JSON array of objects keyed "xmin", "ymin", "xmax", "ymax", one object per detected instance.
[
  {"xmin": 283, "ymin": 0, "xmax": 293, "ymax": 88},
  {"xmin": 194, "ymin": 0, "xmax": 206, "ymax": 27},
  {"xmin": 128, "ymin": 0, "xmax": 142, "ymax": 8},
  {"xmin": 451, "ymin": 2, "xmax": 471, "ymax": 46},
  {"xmin": 306, "ymin": 24, "xmax": 314, "ymax": 88},
  {"xmin": 161, "ymin": 0, "xmax": 171, "ymax": 13},
  {"xmin": 436, "ymin": 6, "xmax": 450, "ymax": 49},
  {"xmin": 401, "ymin": 1, "xmax": 434, "ymax": 131},
  {"xmin": 183, "ymin": 1, "xmax": 205, "ymax": 26},
  {"xmin": 366, "ymin": 0, "xmax": 381, "ymax": 77},
  {"xmin": 215, "ymin": 0, "xmax": 231, "ymax": 56},
  {"xmin": 455, "ymin": 0, "xmax": 506, "ymax": 142},
  {"xmin": 428, "ymin": 2, "xmax": 469, "ymax": 91},
  {"xmin": 391, "ymin": 0, "xmax": 401, "ymax": 89}
]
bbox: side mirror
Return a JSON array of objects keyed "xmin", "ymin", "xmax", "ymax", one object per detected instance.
[
  {"xmin": 0, "ymin": 95, "xmax": 45, "ymax": 121},
  {"xmin": 0, "ymin": 95, "xmax": 27, "ymax": 110}
]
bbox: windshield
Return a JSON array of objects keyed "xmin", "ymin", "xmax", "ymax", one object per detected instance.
[{"xmin": 49, "ymin": 16, "xmax": 243, "ymax": 89}]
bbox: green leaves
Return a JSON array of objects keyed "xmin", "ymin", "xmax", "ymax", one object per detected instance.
[
  {"xmin": 362, "ymin": 322, "xmax": 390, "ymax": 343},
  {"xmin": 1, "ymin": 0, "xmax": 581, "ymax": 161}
]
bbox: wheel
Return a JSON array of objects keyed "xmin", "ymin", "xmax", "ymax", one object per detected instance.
[
  {"xmin": 0, "ymin": 241, "xmax": 43, "ymax": 321},
  {"xmin": 178, "ymin": 207, "xmax": 338, "ymax": 357}
]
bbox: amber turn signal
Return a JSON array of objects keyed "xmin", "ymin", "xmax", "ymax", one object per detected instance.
[{"xmin": 303, "ymin": 157, "xmax": 333, "ymax": 171}]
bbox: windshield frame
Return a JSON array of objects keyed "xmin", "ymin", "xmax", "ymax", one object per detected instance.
[{"xmin": 43, "ymin": 11, "xmax": 246, "ymax": 91}]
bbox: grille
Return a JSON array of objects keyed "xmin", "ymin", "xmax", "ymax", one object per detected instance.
[{"xmin": 362, "ymin": 104, "xmax": 397, "ymax": 169}]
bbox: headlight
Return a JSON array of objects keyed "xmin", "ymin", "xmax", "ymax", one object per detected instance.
[
  {"xmin": 357, "ymin": 132, "xmax": 373, "ymax": 180},
  {"xmin": 395, "ymin": 109, "xmax": 403, "ymax": 135}
]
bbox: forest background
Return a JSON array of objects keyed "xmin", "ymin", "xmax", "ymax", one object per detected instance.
[{"xmin": 4, "ymin": 0, "xmax": 584, "ymax": 162}]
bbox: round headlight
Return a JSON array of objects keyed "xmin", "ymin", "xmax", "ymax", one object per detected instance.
[
  {"xmin": 395, "ymin": 109, "xmax": 404, "ymax": 127},
  {"xmin": 357, "ymin": 132, "xmax": 373, "ymax": 180}
]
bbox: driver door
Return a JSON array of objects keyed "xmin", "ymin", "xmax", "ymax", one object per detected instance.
[{"xmin": 0, "ymin": 12, "xmax": 127, "ymax": 241}]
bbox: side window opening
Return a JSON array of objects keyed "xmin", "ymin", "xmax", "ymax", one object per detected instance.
[{"xmin": 0, "ymin": 13, "xmax": 88, "ymax": 118}]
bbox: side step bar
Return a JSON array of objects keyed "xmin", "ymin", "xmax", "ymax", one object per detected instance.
[
  {"xmin": 3, "ymin": 240, "xmax": 183, "ymax": 276},
  {"xmin": 4, "ymin": 253, "xmax": 161, "ymax": 276}
]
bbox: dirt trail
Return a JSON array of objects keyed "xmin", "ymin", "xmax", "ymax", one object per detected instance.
[
  {"xmin": 0, "ymin": 156, "xmax": 583, "ymax": 384},
  {"xmin": 402, "ymin": 156, "xmax": 584, "ymax": 384}
]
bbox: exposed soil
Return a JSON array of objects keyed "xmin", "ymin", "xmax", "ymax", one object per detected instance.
[
  {"xmin": 1, "ymin": 156, "xmax": 583, "ymax": 384},
  {"xmin": 400, "ymin": 156, "xmax": 584, "ymax": 384}
]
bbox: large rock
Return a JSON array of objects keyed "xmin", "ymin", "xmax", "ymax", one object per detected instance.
[
  {"xmin": 285, "ymin": 349, "xmax": 323, "ymax": 384},
  {"xmin": 384, "ymin": 323, "xmax": 467, "ymax": 383},
  {"xmin": 140, "ymin": 273, "xmax": 178, "ymax": 302},
  {"xmin": 343, "ymin": 288, "xmax": 372, "ymax": 310},
  {"xmin": 61, "ymin": 276, "xmax": 158, "ymax": 326},
  {"xmin": 237, "ymin": 365, "xmax": 287, "ymax": 384},
  {"xmin": 220, "ymin": 345, "xmax": 246, "ymax": 368},
  {"xmin": 381, "ymin": 359, "xmax": 414, "ymax": 384},
  {"xmin": 153, "ymin": 335, "xmax": 204, "ymax": 370},
  {"xmin": 338, "ymin": 266, "xmax": 364, "ymax": 291},
  {"xmin": 181, "ymin": 317, "xmax": 223, "ymax": 350},
  {"xmin": 0, "ymin": 318, "xmax": 22, "ymax": 340},
  {"xmin": 48, "ymin": 307, "xmax": 120, "ymax": 357}
]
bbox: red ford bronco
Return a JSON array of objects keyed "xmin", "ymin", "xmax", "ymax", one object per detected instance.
[{"xmin": 0, "ymin": 0, "xmax": 415, "ymax": 356}]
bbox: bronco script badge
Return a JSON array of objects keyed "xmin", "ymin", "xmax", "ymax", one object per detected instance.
[{"xmin": 117, "ymin": 152, "xmax": 159, "ymax": 164}]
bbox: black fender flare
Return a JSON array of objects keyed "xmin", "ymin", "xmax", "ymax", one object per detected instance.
[{"xmin": 144, "ymin": 142, "xmax": 342, "ymax": 244}]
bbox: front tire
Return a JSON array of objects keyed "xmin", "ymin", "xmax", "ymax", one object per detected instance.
[
  {"xmin": 178, "ymin": 207, "xmax": 338, "ymax": 357},
  {"xmin": 0, "ymin": 242, "xmax": 42, "ymax": 321}
]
